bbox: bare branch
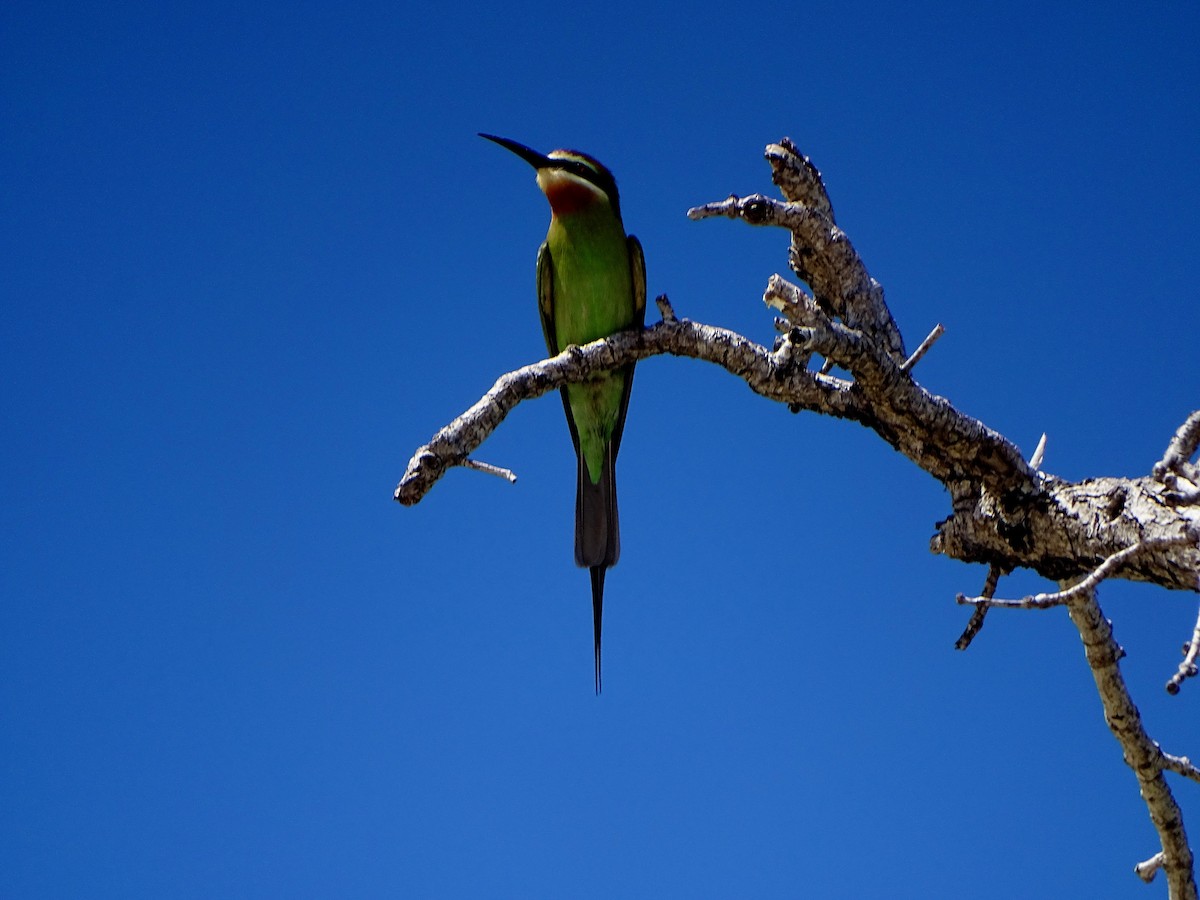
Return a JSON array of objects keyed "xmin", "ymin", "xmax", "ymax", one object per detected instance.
[
  {"xmin": 1156, "ymin": 410, "xmax": 1200, "ymax": 479},
  {"xmin": 401, "ymin": 138, "xmax": 1200, "ymax": 895},
  {"xmin": 461, "ymin": 458, "xmax": 518, "ymax": 483},
  {"xmin": 687, "ymin": 189, "xmax": 906, "ymax": 363},
  {"xmin": 398, "ymin": 306, "xmax": 1052, "ymax": 509},
  {"xmin": 760, "ymin": 139, "xmax": 907, "ymax": 363},
  {"xmin": 953, "ymin": 535, "xmax": 1198, "ymax": 892},
  {"xmin": 1167, "ymin": 605, "xmax": 1200, "ymax": 695},
  {"xmin": 655, "ymin": 293, "xmax": 677, "ymax": 323},
  {"xmin": 764, "ymin": 138, "xmax": 834, "ymax": 222},
  {"xmin": 687, "ymin": 147, "xmax": 1198, "ymax": 593},
  {"xmin": 900, "ymin": 323, "xmax": 945, "ymax": 373},
  {"xmin": 1066, "ymin": 588, "xmax": 1196, "ymax": 898},
  {"xmin": 935, "ymin": 476, "xmax": 1200, "ymax": 593},
  {"xmin": 403, "ymin": 191, "xmax": 1200, "ymax": 592},
  {"xmin": 958, "ymin": 537, "xmax": 1197, "ymax": 610},
  {"xmin": 395, "ymin": 318, "xmax": 860, "ymax": 506},
  {"xmin": 763, "ymin": 274, "xmax": 824, "ymax": 330},
  {"xmin": 686, "ymin": 192, "xmax": 788, "ymax": 224},
  {"xmin": 1162, "ymin": 752, "xmax": 1200, "ymax": 785},
  {"xmin": 954, "ymin": 564, "xmax": 1000, "ymax": 650},
  {"xmin": 1028, "ymin": 433, "xmax": 1047, "ymax": 471},
  {"xmin": 1156, "ymin": 411, "xmax": 1200, "ymax": 507}
]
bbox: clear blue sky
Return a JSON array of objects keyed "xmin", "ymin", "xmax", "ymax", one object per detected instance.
[{"xmin": 4, "ymin": 1, "xmax": 1198, "ymax": 897}]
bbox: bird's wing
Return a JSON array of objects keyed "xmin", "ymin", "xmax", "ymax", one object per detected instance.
[
  {"xmin": 536, "ymin": 241, "xmax": 558, "ymax": 356},
  {"xmin": 628, "ymin": 234, "xmax": 647, "ymax": 328},
  {"xmin": 537, "ymin": 240, "xmax": 582, "ymax": 456},
  {"xmin": 610, "ymin": 234, "xmax": 646, "ymax": 457}
]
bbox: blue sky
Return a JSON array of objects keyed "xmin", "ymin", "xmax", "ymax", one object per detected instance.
[{"xmin": 3, "ymin": 1, "xmax": 1198, "ymax": 897}]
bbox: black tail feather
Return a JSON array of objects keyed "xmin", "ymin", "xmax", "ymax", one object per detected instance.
[
  {"xmin": 574, "ymin": 443, "xmax": 619, "ymax": 568},
  {"xmin": 577, "ymin": 444, "xmax": 618, "ymax": 694},
  {"xmin": 590, "ymin": 566, "xmax": 605, "ymax": 694}
]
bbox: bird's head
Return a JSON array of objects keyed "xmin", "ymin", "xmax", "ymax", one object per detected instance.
[{"xmin": 479, "ymin": 133, "xmax": 621, "ymax": 218}]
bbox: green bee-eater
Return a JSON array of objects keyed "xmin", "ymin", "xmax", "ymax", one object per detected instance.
[{"xmin": 480, "ymin": 134, "xmax": 646, "ymax": 693}]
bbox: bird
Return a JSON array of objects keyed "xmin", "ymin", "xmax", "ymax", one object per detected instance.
[{"xmin": 480, "ymin": 133, "xmax": 646, "ymax": 694}]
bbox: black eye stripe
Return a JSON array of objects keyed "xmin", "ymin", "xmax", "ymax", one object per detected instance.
[{"xmin": 568, "ymin": 161, "xmax": 605, "ymax": 188}]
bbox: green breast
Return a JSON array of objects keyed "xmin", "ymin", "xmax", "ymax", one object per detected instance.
[
  {"xmin": 546, "ymin": 207, "xmax": 635, "ymax": 483},
  {"xmin": 546, "ymin": 210, "xmax": 634, "ymax": 349}
]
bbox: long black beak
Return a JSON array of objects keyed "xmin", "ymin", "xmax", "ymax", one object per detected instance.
[{"xmin": 479, "ymin": 133, "xmax": 554, "ymax": 170}]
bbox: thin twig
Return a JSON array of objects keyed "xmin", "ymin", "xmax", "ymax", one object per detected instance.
[
  {"xmin": 655, "ymin": 293, "xmax": 677, "ymax": 323},
  {"xmin": 900, "ymin": 323, "xmax": 945, "ymax": 372},
  {"xmin": 955, "ymin": 564, "xmax": 1000, "ymax": 649},
  {"xmin": 958, "ymin": 538, "xmax": 1196, "ymax": 610},
  {"xmin": 1029, "ymin": 433, "xmax": 1048, "ymax": 471},
  {"xmin": 1161, "ymin": 752, "xmax": 1200, "ymax": 785},
  {"xmin": 461, "ymin": 458, "xmax": 517, "ymax": 483},
  {"xmin": 1167, "ymin": 604, "xmax": 1200, "ymax": 695}
]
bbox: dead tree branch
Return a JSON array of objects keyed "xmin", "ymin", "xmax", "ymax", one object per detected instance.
[
  {"xmin": 1065, "ymin": 576, "xmax": 1196, "ymax": 899},
  {"xmin": 1168, "ymin": 605, "xmax": 1200, "ymax": 696},
  {"xmin": 397, "ymin": 137, "xmax": 1200, "ymax": 896}
]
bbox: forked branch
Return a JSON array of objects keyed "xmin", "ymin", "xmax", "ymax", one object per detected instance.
[{"xmin": 398, "ymin": 137, "xmax": 1199, "ymax": 896}]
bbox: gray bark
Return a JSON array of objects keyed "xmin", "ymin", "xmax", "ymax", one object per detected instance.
[{"xmin": 396, "ymin": 138, "xmax": 1199, "ymax": 897}]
